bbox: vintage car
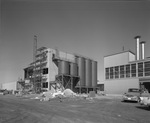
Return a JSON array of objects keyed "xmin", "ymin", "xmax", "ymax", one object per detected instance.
[{"xmin": 122, "ymin": 88, "xmax": 141, "ymax": 102}]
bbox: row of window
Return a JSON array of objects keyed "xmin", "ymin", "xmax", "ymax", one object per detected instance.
[{"xmin": 105, "ymin": 61, "xmax": 150, "ymax": 79}]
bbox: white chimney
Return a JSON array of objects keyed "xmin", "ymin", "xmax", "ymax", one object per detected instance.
[
  {"xmin": 140, "ymin": 41, "xmax": 146, "ymax": 60},
  {"xmin": 134, "ymin": 36, "xmax": 141, "ymax": 60}
]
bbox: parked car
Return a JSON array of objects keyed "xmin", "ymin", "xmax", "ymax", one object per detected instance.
[{"xmin": 122, "ymin": 88, "xmax": 141, "ymax": 102}]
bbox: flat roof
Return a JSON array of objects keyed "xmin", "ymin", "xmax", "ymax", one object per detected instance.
[
  {"xmin": 104, "ymin": 50, "xmax": 135, "ymax": 58},
  {"xmin": 129, "ymin": 58, "xmax": 150, "ymax": 64}
]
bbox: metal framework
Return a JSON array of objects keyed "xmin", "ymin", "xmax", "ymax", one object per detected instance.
[{"xmin": 50, "ymin": 74, "xmax": 79, "ymax": 92}]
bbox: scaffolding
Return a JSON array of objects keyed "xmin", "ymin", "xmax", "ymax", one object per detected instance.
[{"xmin": 31, "ymin": 46, "xmax": 48, "ymax": 93}]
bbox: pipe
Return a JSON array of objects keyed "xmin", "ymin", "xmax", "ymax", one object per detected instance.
[
  {"xmin": 140, "ymin": 41, "xmax": 146, "ymax": 60},
  {"xmin": 134, "ymin": 36, "xmax": 141, "ymax": 60}
]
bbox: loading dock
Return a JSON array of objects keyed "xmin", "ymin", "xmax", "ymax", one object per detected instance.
[{"xmin": 139, "ymin": 78, "xmax": 150, "ymax": 93}]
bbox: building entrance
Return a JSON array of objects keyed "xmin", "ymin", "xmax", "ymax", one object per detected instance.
[{"xmin": 139, "ymin": 78, "xmax": 150, "ymax": 93}]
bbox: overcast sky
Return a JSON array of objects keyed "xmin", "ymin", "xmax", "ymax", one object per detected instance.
[{"xmin": 1, "ymin": 0, "xmax": 150, "ymax": 83}]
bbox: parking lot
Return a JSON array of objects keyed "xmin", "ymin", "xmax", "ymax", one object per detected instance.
[{"xmin": 0, "ymin": 94, "xmax": 150, "ymax": 123}]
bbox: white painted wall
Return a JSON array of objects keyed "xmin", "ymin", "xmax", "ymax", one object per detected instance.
[
  {"xmin": 104, "ymin": 51, "xmax": 134, "ymax": 68},
  {"xmin": 104, "ymin": 78, "xmax": 139, "ymax": 94},
  {"xmin": 58, "ymin": 51, "xmax": 76, "ymax": 63},
  {"xmin": 2, "ymin": 82, "xmax": 17, "ymax": 90},
  {"xmin": 49, "ymin": 49, "xmax": 58, "ymax": 81},
  {"xmin": 129, "ymin": 52, "xmax": 135, "ymax": 62}
]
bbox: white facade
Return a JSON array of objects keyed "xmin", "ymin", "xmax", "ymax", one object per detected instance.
[
  {"xmin": 34, "ymin": 48, "xmax": 77, "ymax": 91},
  {"xmin": 48, "ymin": 49, "xmax": 58, "ymax": 90},
  {"xmin": 104, "ymin": 51, "xmax": 135, "ymax": 68},
  {"xmin": 2, "ymin": 82, "xmax": 17, "ymax": 90},
  {"xmin": 104, "ymin": 51, "xmax": 140, "ymax": 94},
  {"xmin": 105, "ymin": 78, "xmax": 139, "ymax": 94}
]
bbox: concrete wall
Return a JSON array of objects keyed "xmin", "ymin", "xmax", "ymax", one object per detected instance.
[
  {"xmin": 129, "ymin": 52, "xmax": 135, "ymax": 62},
  {"xmin": 58, "ymin": 51, "xmax": 76, "ymax": 63},
  {"xmin": 104, "ymin": 51, "xmax": 133, "ymax": 68},
  {"xmin": 49, "ymin": 49, "xmax": 58, "ymax": 80},
  {"xmin": 104, "ymin": 78, "xmax": 139, "ymax": 94},
  {"xmin": 48, "ymin": 49, "xmax": 58, "ymax": 90},
  {"xmin": 2, "ymin": 82, "xmax": 17, "ymax": 90}
]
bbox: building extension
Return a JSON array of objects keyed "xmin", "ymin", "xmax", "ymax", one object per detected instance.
[{"xmin": 104, "ymin": 36, "xmax": 150, "ymax": 94}]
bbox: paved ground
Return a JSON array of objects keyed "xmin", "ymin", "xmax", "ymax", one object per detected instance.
[{"xmin": 0, "ymin": 94, "xmax": 150, "ymax": 123}]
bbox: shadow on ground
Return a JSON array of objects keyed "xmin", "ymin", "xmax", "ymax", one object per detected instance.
[{"xmin": 136, "ymin": 106, "xmax": 150, "ymax": 111}]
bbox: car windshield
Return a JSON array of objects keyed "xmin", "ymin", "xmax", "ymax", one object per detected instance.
[{"xmin": 128, "ymin": 88, "xmax": 140, "ymax": 92}]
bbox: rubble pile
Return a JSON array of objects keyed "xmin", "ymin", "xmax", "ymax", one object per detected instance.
[
  {"xmin": 63, "ymin": 89, "xmax": 77, "ymax": 97},
  {"xmin": 13, "ymin": 88, "xmax": 99, "ymax": 103}
]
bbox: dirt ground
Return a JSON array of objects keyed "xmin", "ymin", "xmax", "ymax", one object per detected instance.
[{"xmin": 0, "ymin": 94, "xmax": 150, "ymax": 123}]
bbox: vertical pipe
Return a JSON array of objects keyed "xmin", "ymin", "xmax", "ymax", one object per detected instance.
[
  {"xmin": 33, "ymin": 35, "xmax": 37, "ymax": 62},
  {"xmin": 140, "ymin": 41, "xmax": 146, "ymax": 60},
  {"xmin": 134, "ymin": 36, "xmax": 141, "ymax": 60}
]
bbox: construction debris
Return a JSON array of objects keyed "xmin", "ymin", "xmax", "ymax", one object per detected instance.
[
  {"xmin": 63, "ymin": 89, "xmax": 77, "ymax": 97},
  {"xmin": 13, "ymin": 88, "xmax": 99, "ymax": 103}
]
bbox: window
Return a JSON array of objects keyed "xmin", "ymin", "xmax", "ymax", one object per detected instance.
[
  {"xmin": 126, "ymin": 64, "xmax": 130, "ymax": 78},
  {"xmin": 115, "ymin": 66, "xmax": 119, "ymax": 79},
  {"xmin": 43, "ymin": 68, "xmax": 48, "ymax": 74},
  {"xmin": 120, "ymin": 65, "xmax": 124, "ymax": 78},
  {"xmin": 43, "ymin": 82, "xmax": 48, "ymax": 88},
  {"xmin": 110, "ymin": 67, "xmax": 114, "ymax": 79},
  {"xmin": 144, "ymin": 61, "xmax": 150, "ymax": 76},
  {"xmin": 131, "ymin": 64, "xmax": 136, "ymax": 77},
  {"xmin": 138, "ymin": 62, "xmax": 143, "ymax": 77},
  {"xmin": 105, "ymin": 68, "xmax": 109, "ymax": 79}
]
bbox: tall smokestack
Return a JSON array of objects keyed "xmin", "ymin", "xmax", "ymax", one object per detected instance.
[
  {"xmin": 33, "ymin": 35, "xmax": 37, "ymax": 62},
  {"xmin": 140, "ymin": 41, "xmax": 146, "ymax": 60},
  {"xmin": 134, "ymin": 36, "xmax": 141, "ymax": 60}
]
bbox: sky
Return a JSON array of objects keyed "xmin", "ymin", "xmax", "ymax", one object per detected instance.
[{"xmin": 1, "ymin": 0, "xmax": 150, "ymax": 83}]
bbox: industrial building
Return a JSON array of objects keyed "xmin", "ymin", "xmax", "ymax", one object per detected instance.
[
  {"xmin": 24, "ymin": 47, "xmax": 98, "ymax": 93},
  {"xmin": 104, "ymin": 36, "xmax": 150, "ymax": 94},
  {"xmin": 0, "ymin": 79, "xmax": 28, "ymax": 91}
]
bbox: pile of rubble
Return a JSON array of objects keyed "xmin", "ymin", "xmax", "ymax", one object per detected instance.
[
  {"xmin": 40, "ymin": 89, "xmax": 77, "ymax": 101},
  {"xmin": 15, "ymin": 88, "xmax": 97, "ymax": 103}
]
